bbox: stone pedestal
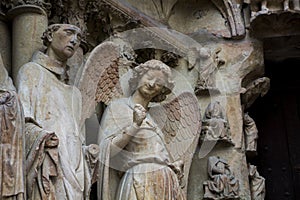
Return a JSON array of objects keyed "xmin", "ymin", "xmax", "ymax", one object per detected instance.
[
  {"xmin": 0, "ymin": 12, "xmax": 11, "ymax": 75},
  {"xmin": 8, "ymin": 5, "xmax": 48, "ymax": 82}
]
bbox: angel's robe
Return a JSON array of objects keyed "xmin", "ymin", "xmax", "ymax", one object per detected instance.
[
  {"xmin": 16, "ymin": 51, "xmax": 91, "ymax": 200},
  {"xmin": 98, "ymin": 97, "xmax": 186, "ymax": 200}
]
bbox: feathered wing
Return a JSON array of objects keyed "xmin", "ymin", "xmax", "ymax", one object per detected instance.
[
  {"xmin": 77, "ymin": 41, "xmax": 123, "ymax": 127},
  {"xmin": 149, "ymin": 91, "xmax": 201, "ymax": 190}
]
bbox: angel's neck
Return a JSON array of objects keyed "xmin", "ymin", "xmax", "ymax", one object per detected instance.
[{"xmin": 131, "ymin": 91, "xmax": 150, "ymax": 109}]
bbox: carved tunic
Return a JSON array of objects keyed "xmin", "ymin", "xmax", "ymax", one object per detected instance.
[
  {"xmin": 17, "ymin": 51, "xmax": 90, "ymax": 200},
  {"xmin": 98, "ymin": 98, "xmax": 185, "ymax": 200}
]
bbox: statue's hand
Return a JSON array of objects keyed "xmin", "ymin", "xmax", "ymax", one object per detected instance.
[
  {"xmin": 45, "ymin": 134, "xmax": 59, "ymax": 147},
  {"xmin": 133, "ymin": 104, "xmax": 147, "ymax": 126},
  {"xmin": 0, "ymin": 91, "xmax": 10, "ymax": 104}
]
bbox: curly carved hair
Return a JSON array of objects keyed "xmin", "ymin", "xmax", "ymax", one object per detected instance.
[
  {"xmin": 41, "ymin": 24, "xmax": 82, "ymax": 47},
  {"xmin": 129, "ymin": 59, "xmax": 174, "ymax": 102},
  {"xmin": 41, "ymin": 24, "xmax": 62, "ymax": 47}
]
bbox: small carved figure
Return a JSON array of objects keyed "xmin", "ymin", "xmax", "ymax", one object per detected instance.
[
  {"xmin": 97, "ymin": 59, "xmax": 201, "ymax": 200},
  {"xmin": 243, "ymin": 113, "xmax": 258, "ymax": 155},
  {"xmin": 17, "ymin": 24, "xmax": 98, "ymax": 199},
  {"xmin": 248, "ymin": 164, "xmax": 266, "ymax": 200},
  {"xmin": 241, "ymin": 77, "xmax": 270, "ymax": 110},
  {"xmin": 201, "ymin": 101, "xmax": 233, "ymax": 145},
  {"xmin": 0, "ymin": 54, "xmax": 25, "ymax": 200},
  {"xmin": 203, "ymin": 156, "xmax": 240, "ymax": 200},
  {"xmin": 248, "ymin": 0, "xmax": 290, "ymax": 19},
  {"xmin": 191, "ymin": 47, "xmax": 224, "ymax": 95}
]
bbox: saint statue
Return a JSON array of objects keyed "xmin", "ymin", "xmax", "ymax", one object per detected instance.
[{"xmin": 16, "ymin": 24, "xmax": 97, "ymax": 200}]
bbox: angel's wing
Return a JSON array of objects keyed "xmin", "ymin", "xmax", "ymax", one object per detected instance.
[
  {"xmin": 76, "ymin": 41, "xmax": 123, "ymax": 126},
  {"xmin": 149, "ymin": 91, "xmax": 201, "ymax": 190}
]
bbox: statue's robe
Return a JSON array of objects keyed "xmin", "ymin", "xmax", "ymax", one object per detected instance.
[
  {"xmin": 98, "ymin": 97, "xmax": 185, "ymax": 200},
  {"xmin": 17, "ymin": 51, "xmax": 91, "ymax": 200}
]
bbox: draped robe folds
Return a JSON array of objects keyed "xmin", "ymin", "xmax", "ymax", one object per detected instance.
[
  {"xmin": 0, "ymin": 90, "xmax": 25, "ymax": 200},
  {"xmin": 98, "ymin": 98, "xmax": 186, "ymax": 200},
  {"xmin": 204, "ymin": 157, "xmax": 239, "ymax": 199},
  {"xmin": 16, "ymin": 51, "xmax": 92, "ymax": 199},
  {"xmin": 249, "ymin": 165, "xmax": 265, "ymax": 200},
  {"xmin": 0, "ymin": 54, "xmax": 25, "ymax": 200}
]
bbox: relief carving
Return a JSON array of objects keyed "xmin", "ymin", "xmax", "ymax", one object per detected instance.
[
  {"xmin": 203, "ymin": 156, "xmax": 240, "ymax": 200},
  {"xmin": 193, "ymin": 47, "xmax": 224, "ymax": 95},
  {"xmin": 241, "ymin": 77, "xmax": 270, "ymax": 110},
  {"xmin": 201, "ymin": 101, "xmax": 234, "ymax": 145},
  {"xmin": 247, "ymin": 0, "xmax": 300, "ymax": 20},
  {"xmin": 211, "ymin": 0, "xmax": 246, "ymax": 39},
  {"xmin": 248, "ymin": 164, "xmax": 265, "ymax": 200},
  {"xmin": 243, "ymin": 112, "xmax": 258, "ymax": 156}
]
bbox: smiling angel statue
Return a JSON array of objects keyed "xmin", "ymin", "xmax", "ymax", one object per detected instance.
[{"xmin": 77, "ymin": 41, "xmax": 202, "ymax": 200}]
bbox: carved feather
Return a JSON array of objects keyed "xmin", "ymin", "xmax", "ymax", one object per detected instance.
[
  {"xmin": 149, "ymin": 91, "xmax": 201, "ymax": 191},
  {"xmin": 77, "ymin": 41, "xmax": 123, "ymax": 127}
]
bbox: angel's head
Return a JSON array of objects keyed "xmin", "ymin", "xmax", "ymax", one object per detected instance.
[
  {"xmin": 129, "ymin": 59, "xmax": 174, "ymax": 102},
  {"xmin": 41, "ymin": 24, "xmax": 82, "ymax": 62}
]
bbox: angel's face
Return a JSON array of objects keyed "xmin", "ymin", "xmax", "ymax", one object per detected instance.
[{"xmin": 137, "ymin": 69, "xmax": 167, "ymax": 100}]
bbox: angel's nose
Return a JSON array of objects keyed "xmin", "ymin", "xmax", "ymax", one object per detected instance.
[{"xmin": 148, "ymin": 79, "xmax": 156, "ymax": 87}]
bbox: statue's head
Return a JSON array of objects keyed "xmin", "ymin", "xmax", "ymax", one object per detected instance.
[
  {"xmin": 205, "ymin": 101, "xmax": 224, "ymax": 119},
  {"xmin": 129, "ymin": 59, "xmax": 174, "ymax": 102},
  {"xmin": 42, "ymin": 24, "xmax": 82, "ymax": 61}
]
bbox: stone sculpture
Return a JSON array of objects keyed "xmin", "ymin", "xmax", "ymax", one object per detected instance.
[
  {"xmin": 0, "ymin": 54, "xmax": 25, "ymax": 200},
  {"xmin": 91, "ymin": 59, "xmax": 201, "ymax": 200},
  {"xmin": 241, "ymin": 77, "xmax": 270, "ymax": 110},
  {"xmin": 191, "ymin": 47, "xmax": 224, "ymax": 95},
  {"xmin": 201, "ymin": 101, "xmax": 233, "ymax": 145},
  {"xmin": 203, "ymin": 156, "xmax": 240, "ymax": 200},
  {"xmin": 247, "ymin": 0, "xmax": 300, "ymax": 20},
  {"xmin": 247, "ymin": 0, "xmax": 290, "ymax": 19},
  {"xmin": 243, "ymin": 113, "xmax": 258, "ymax": 155},
  {"xmin": 16, "ymin": 24, "xmax": 98, "ymax": 199},
  {"xmin": 248, "ymin": 164, "xmax": 265, "ymax": 200}
]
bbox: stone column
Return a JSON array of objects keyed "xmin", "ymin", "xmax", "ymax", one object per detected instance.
[
  {"xmin": 8, "ymin": 5, "xmax": 48, "ymax": 82},
  {"xmin": 0, "ymin": 12, "xmax": 11, "ymax": 75}
]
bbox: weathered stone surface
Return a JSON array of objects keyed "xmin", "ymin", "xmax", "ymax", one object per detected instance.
[
  {"xmin": 0, "ymin": 14, "xmax": 11, "ymax": 75},
  {"xmin": 8, "ymin": 5, "xmax": 48, "ymax": 81},
  {"xmin": 2, "ymin": 0, "xmax": 300, "ymax": 199}
]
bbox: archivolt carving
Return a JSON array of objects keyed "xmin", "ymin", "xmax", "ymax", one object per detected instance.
[{"xmin": 211, "ymin": 0, "xmax": 246, "ymax": 39}]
